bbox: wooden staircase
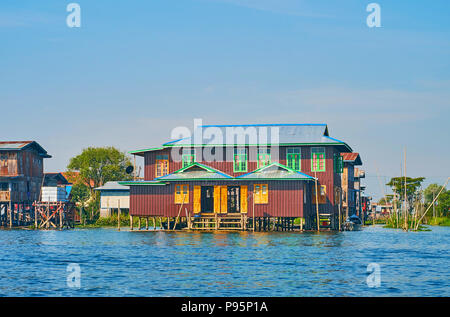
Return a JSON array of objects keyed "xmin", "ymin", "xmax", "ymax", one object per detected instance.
[{"xmin": 189, "ymin": 214, "xmax": 247, "ymax": 230}]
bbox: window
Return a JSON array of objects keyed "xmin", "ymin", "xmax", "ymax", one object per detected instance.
[
  {"xmin": 334, "ymin": 154, "xmax": 343, "ymax": 174},
  {"xmin": 174, "ymin": 184, "xmax": 189, "ymax": 204},
  {"xmin": 182, "ymin": 148, "xmax": 196, "ymax": 167},
  {"xmin": 312, "ymin": 185, "xmax": 326, "ymax": 204},
  {"xmin": 254, "ymin": 184, "xmax": 268, "ymax": 204},
  {"xmin": 286, "ymin": 148, "xmax": 301, "ymax": 171},
  {"xmin": 233, "ymin": 148, "xmax": 247, "ymax": 172},
  {"xmin": 311, "ymin": 147, "xmax": 325, "ymax": 172},
  {"xmin": 257, "ymin": 148, "xmax": 271, "ymax": 168},
  {"xmin": 156, "ymin": 155, "xmax": 169, "ymax": 177}
]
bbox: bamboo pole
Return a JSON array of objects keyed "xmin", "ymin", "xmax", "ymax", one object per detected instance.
[
  {"xmin": 314, "ymin": 172, "xmax": 320, "ymax": 231},
  {"xmin": 415, "ymin": 177, "xmax": 449, "ymax": 231}
]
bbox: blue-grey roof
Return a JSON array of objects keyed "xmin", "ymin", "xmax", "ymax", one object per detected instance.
[
  {"xmin": 155, "ymin": 163, "xmax": 233, "ymax": 181},
  {"xmin": 237, "ymin": 162, "xmax": 316, "ymax": 180},
  {"xmin": 162, "ymin": 124, "xmax": 350, "ymax": 150},
  {"xmin": 94, "ymin": 181, "xmax": 130, "ymax": 191},
  {"xmin": 0, "ymin": 141, "xmax": 51, "ymax": 158}
]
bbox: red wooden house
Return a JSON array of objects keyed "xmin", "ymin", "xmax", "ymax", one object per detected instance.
[
  {"xmin": 122, "ymin": 124, "xmax": 353, "ymax": 231},
  {"xmin": 340, "ymin": 152, "xmax": 362, "ymax": 218}
]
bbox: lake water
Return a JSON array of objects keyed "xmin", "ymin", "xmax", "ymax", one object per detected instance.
[{"xmin": 0, "ymin": 225, "xmax": 448, "ymax": 297}]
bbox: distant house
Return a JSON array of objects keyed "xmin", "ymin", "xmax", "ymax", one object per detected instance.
[
  {"xmin": 0, "ymin": 141, "xmax": 51, "ymax": 209},
  {"xmin": 42, "ymin": 173, "xmax": 71, "ymax": 202},
  {"xmin": 94, "ymin": 181, "xmax": 130, "ymax": 217},
  {"xmin": 340, "ymin": 153, "xmax": 362, "ymax": 218},
  {"xmin": 354, "ymin": 167, "xmax": 366, "ymax": 219}
]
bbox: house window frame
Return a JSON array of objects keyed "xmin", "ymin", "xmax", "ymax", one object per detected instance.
[
  {"xmin": 312, "ymin": 184, "xmax": 327, "ymax": 204},
  {"xmin": 334, "ymin": 153, "xmax": 344, "ymax": 174},
  {"xmin": 257, "ymin": 148, "xmax": 271, "ymax": 168},
  {"xmin": 182, "ymin": 148, "xmax": 196, "ymax": 167},
  {"xmin": 254, "ymin": 183, "xmax": 268, "ymax": 204},
  {"xmin": 155, "ymin": 154, "xmax": 169, "ymax": 177},
  {"xmin": 311, "ymin": 147, "xmax": 326, "ymax": 172},
  {"xmin": 174, "ymin": 184, "xmax": 189, "ymax": 204},
  {"xmin": 286, "ymin": 147, "xmax": 301, "ymax": 171},
  {"xmin": 233, "ymin": 148, "xmax": 248, "ymax": 172}
]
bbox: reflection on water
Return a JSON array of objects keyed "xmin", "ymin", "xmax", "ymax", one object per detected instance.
[{"xmin": 0, "ymin": 226, "xmax": 449, "ymax": 296}]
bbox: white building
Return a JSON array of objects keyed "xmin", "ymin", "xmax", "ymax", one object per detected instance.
[{"xmin": 94, "ymin": 181, "xmax": 129, "ymax": 217}]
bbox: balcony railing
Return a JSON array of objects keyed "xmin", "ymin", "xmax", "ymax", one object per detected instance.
[{"xmin": 0, "ymin": 191, "xmax": 11, "ymax": 202}]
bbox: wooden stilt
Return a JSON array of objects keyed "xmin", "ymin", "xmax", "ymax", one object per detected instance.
[
  {"xmin": 34, "ymin": 201, "xmax": 37, "ymax": 229},
  {"xmin": 138, "ymin": 217, "xmax": 141, "ymax": 230},
  {"xmin": 118, "ymin": 201, "xmax": 121, "ymax": 231},
  {"xmin": 146, "ymin": 217, "xmax": 149, "ymax": 230},
  {"xmin": 59, "ymin": 206, "xmax": 63, "ymax": 229},
  {"xmin": 130, "ymin": 214, "xmax": 133, "ymax": 231}
]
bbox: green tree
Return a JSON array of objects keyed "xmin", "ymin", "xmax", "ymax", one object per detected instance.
[
  {"xmin": 424, "ymin": 183, "xmax": 445, "ymax": 204},
  {"xmin": 386, "ymin": 177, "xmax": 425, "ymax": 212},
  {"xmin": 67, "ymin": 146, "xmax": 133, "ymax": 223},
  {"xmin": 437, "ymin": 190, "xmax": 450, "ymax": 216},
  {"xmin": 70, "ymin": 182, "xmax": 90, "ymax": 225},
  {"xmin": 378, "ymin": 194, "xmax": 393, "ymax": 205},
  {"xmin": 67, "ymin": 146, "xmax": 133, "ymax": 191}
]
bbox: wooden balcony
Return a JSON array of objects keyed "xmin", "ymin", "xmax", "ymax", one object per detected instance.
[{"xmin": 0, "ymin": 191, "xmax": 11, "ymax": 202}]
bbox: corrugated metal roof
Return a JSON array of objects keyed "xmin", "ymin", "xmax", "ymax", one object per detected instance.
[
  {"xmin": 0, "ymin": 141, "xmax": 32, "ymax": 149},
  {"xmin": 130, "ymin": 124, "xmax": 352, "ymax": 155},
  {"xmin": 164, "ymin": 124, "xmax": 335, "ymax": 146},
  {"xmin": 341, "ymin": 152, "xmax": 362, "ymax": 165},
  {"xmin": 155, "ymin": 163, "xmax": 233, "ymax": 181},
  {"xmin": 237, "ymin": 162, "xmax": 316, "ymax": 180},
  {"xmin": 0, "ymin": 141, "xmax": 51, "ymax": 158},
  {"xmin": 94, "ymin": 181, "xmax": 130, "ymax": 191}
]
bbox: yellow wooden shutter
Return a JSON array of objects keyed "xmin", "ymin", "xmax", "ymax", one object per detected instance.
[
  {"xmin": 261, "ymin": 184, "xmax": 268, "ymax": 204},
  {"xmin": 183, "ymin": 185, "xmax": 189, "ymax": 203},
  {"xmin": 240, "ymin": 186, "xmax": 248, "ymax": 213},
  {"xmin": 214, "ymin": 186, "xmax": 221, "ymax": 213},
  {"xmin": 254, "ymin": 185, "xmax": 261, "ymax": 204},
  {"xmin": 320, "ymin": 185, "xmax": 326, "ymax": 204},
  {"xmin": 175, "ymin": 185, "xmax": 181, "ymax": 203},
  {"xmin": 193, "ymin": 185, "xmax": 201, "ymax": 213},
  {"xmin": 220, "ymin": 185, "xmax": 228, "ymax": 213}
]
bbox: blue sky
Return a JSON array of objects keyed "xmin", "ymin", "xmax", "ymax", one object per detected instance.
[{"xmin": 1, "ymin": 0, "xmax": 449, "ymax": 200}]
